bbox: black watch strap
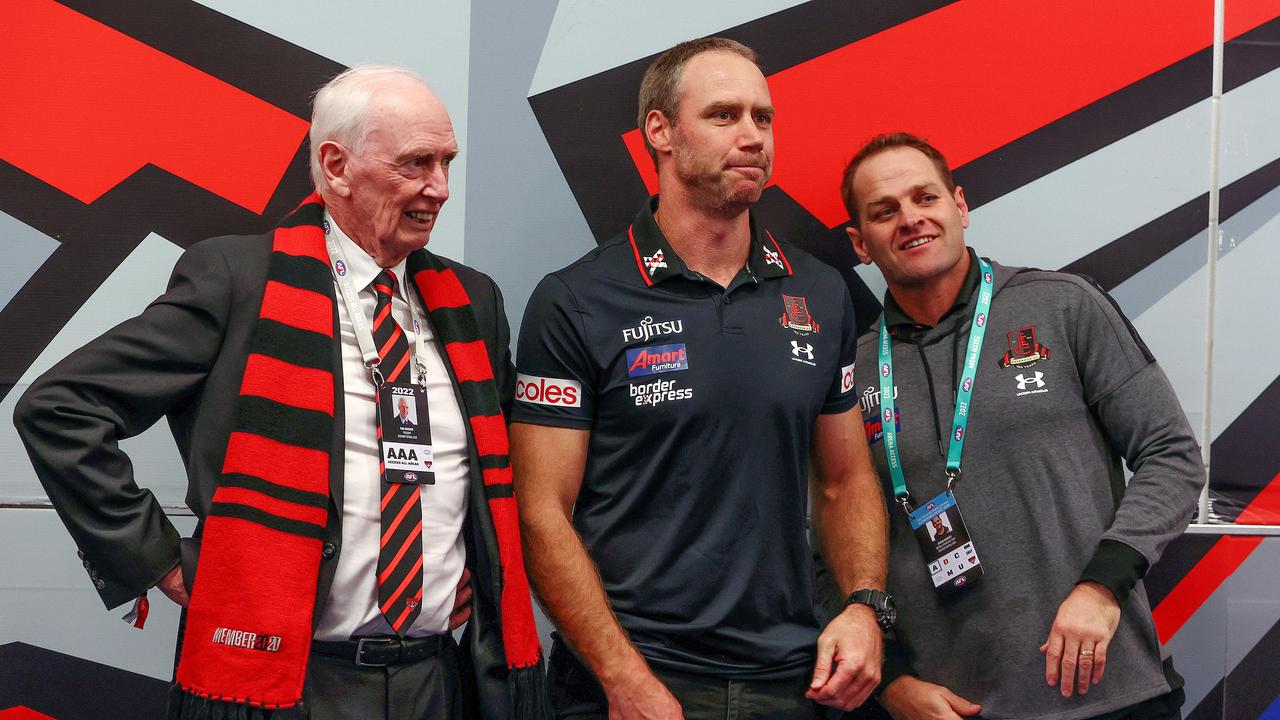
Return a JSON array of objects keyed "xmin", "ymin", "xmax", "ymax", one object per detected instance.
[{"xmin": 846, "ymin": 588, "xmax": 896, "ymax": 630}]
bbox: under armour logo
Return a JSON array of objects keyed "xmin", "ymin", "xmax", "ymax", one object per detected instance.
[
  {"xmin": 791, "ymin": 341, "xmax": 814, "ymax": 360},
  {"xmin": 643, "ymin": 250, "xmax": 667, "ymax": 274},
  {"xmin": 1015, "ymin": 371, "xmax": 1045, "ymax": 390},
  {"xmin": 763, "ymin": 245, "xmax": 785, "ymax": 268}
]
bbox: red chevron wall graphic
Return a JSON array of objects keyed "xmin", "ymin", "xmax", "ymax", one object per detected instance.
[
  {"xmin": 0, "ymin": 0, "xmax": 308, "ymax": 213},
  {"xmin": 620, "ymin": 0, "xmax": 1280, "ymax": 227},
  {"xmin": 1153, "ymin": 471, "xmax": 1280, "ymax": 643}
]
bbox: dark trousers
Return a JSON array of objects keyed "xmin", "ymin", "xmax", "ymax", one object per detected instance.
[
  {"xmin": 301, "ymin": 636, "xmax": 465, "ymax": 720},
  {"xmin": 549, "ymin": 640, "xmax": 830, "ymax": 720}
]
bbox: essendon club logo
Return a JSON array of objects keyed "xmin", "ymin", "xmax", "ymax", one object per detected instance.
[
  {"xmin": 999, "ymin": 326, "xmax": 1052, "ymax": 368},
  {"xmin": 780, "ymin": 295, "xmax": 819, "ymax": 334}
]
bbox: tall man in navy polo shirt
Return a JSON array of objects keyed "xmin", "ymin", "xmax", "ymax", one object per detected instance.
[{"xmin": 511, "ymin": 38, "xmax": 891, "ymax": 719}]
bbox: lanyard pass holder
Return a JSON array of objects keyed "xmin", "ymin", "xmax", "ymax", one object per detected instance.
[
  {"xmin": 945, "ymin": 468, "xmax": 961, "ymax": 492},
  {"xmin": 896, "ymin": 492, "xmax": 915, "ymax": 516},
  {"xmin": 368, "ymin": 359, "xmax": 386, "ymax": 389}
]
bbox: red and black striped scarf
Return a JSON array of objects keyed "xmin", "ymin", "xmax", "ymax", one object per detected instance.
[{"xmin": 169, "ymin": 194, "xmax": 543, "ymax": 719}]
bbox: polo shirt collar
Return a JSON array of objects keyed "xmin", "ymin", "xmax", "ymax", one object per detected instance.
[
  {"xmin": 625, "ymin": 195, "xmax": 793, "ymax": 287},
  {"xmin": 882, "ymin": 247, "xmax": 981, "ymax": 331},
  {"xmin": 324, "ymin": 210, "xmax": 409, "ymax": 292}
]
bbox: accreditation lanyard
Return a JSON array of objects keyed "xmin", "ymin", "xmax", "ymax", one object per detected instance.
[
  {"xmin": 323, "ymin": 224, "xmax": 429, "ymax": 388},
  {"xmin": 877, "ymin": 257, "xmax": 993, "ymax": 511}
]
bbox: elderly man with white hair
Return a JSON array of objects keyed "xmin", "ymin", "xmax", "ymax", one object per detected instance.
[{"xmin": 15, "ymin": 65, "xmax": 548, "ymax": 720}]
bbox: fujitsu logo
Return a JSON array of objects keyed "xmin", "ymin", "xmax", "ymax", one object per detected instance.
[
  {"xmin": 622, "ymin": 316, "xmax": 683, "ymax": 343},
  {"xmin": 860, "ymin": 385, "xmax": 899, "ymax": 414}
]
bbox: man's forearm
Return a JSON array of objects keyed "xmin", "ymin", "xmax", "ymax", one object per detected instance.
[
  {"xmin": 814, "ymin": 461, "xmax": 888, "ymax": 595},
  {"xmin": 521, "ymin": 510, "xmax": 650, "ymax": 686}
]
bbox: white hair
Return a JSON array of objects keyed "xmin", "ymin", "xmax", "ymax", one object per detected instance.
[{"xmin": 308, "ymin": 64, "xmax": 429, "ymax": 189}]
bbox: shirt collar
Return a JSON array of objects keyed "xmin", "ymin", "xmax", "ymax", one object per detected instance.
[
  {"xmin": 324, "ymin": 211, "xmax": 409, "ymax": 292},
  {"xmin": 882, "ymin": 247, "xmax": 981, "ymax": 330},
  {"xmin": 625, "ymin": 196, "xmax": 794, "ymax": 287}
]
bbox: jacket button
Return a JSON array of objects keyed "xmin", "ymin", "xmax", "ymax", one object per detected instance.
[
  {"xmin": 94, "ymin": 579, "xmax": 106, "ymax": 590},
  {"xmin": 83, "ymin": 560, "xmax": 92, "ymax": 569},
  {"xmin": 77, "ymin": 550, "xmax": 86, "ymax": 560},
  {"xmin": 322, "ymin": 543, "xmax": 337, "ymax": 559}
]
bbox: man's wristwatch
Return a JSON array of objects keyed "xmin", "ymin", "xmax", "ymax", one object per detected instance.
[{"xmin": 846, "ymin": 588, "xmax": 896, "ymax": 630}]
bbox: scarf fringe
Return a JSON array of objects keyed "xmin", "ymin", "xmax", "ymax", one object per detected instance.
[
  {"xmin": 507, "ymin": 663, "xmax": 552, "ymax": 720},
  {"xmin": 168, "ymin": 685, "xmax": 308, "ymax": 720}
]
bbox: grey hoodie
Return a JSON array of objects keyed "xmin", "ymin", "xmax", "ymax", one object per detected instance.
[{"xmin": 852, "ymin": 254, "xmax": 1204, "ymax": 720}]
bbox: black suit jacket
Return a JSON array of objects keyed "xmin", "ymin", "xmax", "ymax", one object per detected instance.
[{"xmin": 14, "ymin": 233, "xmax": 518, "ymax": 704}]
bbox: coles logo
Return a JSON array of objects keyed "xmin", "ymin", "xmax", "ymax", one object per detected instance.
[
  {"xmin": 515, "ymin": 373, "xmax": 582, "ymax": 407},
  {"xmin": 840, "ymin": 363, "xmax": 855, "ymax": 394}
]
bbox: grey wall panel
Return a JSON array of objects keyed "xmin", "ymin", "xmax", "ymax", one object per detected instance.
[
  {"xmin": 0, "ymin": 211, "xmax": 58, "ymax": 310},
  {"xmin": 0, "ymin": 234, "xmax": 184, "ymax": 503},
  {"xmin": 463, "ymin": 0, "xmax": 594, "ymax": 335},
  {"xmin": 0, "ymin": 508, "xmax": 197, "ymax": 680},
  {"xmin": 529, "ymin": 0, "xmax": 806, "ymax": 96}
]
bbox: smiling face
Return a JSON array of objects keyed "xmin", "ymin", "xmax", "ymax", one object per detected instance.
[
  {"xmin": 648, "ymin": 51, "xmax": 774, "ymax": 214},
  {"xmin": 397, "ymin": 397, "xmax": 410, "ymax": 418},
  {"xmin": 846, "ymin": 146, "xmax": 970, "ymax": 291},
  {"xmin": 319, "ymin": 76, "xmax": 457, "ymax": 266}
]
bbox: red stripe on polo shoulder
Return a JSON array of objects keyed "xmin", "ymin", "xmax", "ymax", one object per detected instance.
[
  {"xmin": 627, "ymin": 226, "xmax": 654, "ymax": 287},
  {"xmin": 239, "ymin": 353, "xmax": 334, "ymax": 415},
  {"xmin": 414, "ymin": 268, "xmax": 470, "ymax": 309},
  {"xmin": 260, "ymin": 281, "xmax": 334, "ymax": 337},
  {"xmin": 222, "ymin": 431, "xmax": 330, "ymax": 495},
  {"xmin": 764, "ymin": 230, "xmax": 793, "ymax": 274},
  {"xmin": 211, "ymin": 486, "xmax": 328, "ymax": 527},
  {"xmin": 445, "ymin": 340, "xmax": 494, "ymax": 383}
]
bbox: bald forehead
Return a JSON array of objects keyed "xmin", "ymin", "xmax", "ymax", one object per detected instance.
[
  {"xmin": 367, "ymin": 75, "xmax": 448, "ymax": 119},
  {"xmin": 677, "ymin": 51, "xmax": 765, "ymax": 94}
]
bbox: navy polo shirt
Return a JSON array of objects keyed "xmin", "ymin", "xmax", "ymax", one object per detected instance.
[{"xmin": 513, "ymin": 198, "xmax": 859, "ymax": 678}]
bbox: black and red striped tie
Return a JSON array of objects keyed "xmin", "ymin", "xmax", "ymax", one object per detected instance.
[{"xmin": 372, "ymin": 269, "xmax": 424, "ymax": 634}]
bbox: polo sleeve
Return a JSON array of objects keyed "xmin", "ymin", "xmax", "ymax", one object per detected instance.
[
  {"xmin": 821, "ymin": 284, "xmax": 860, "ymax": 414},
  {"xmin": 511, "ymin": 274, "xmax": 595, "ymax": 429}
]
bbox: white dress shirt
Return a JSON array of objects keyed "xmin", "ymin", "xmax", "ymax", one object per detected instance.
[{"xmin": 313, "ymin": 213, "xmax": 469, "ymax": 640}]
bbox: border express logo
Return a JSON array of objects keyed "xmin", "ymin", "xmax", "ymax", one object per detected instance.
[{"xmin": 627, "ymin": 343, "xmax": 688, "ymax": 378}]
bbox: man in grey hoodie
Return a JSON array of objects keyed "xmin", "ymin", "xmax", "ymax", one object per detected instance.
[{"xmin": 836, "ymin": 133, "xmax": 1204, "ymax": 720}]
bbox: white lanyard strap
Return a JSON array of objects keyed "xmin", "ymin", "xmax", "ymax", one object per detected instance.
[{"xmin": 323, "ymin": 227, "xmax": 429, "ymax": 387}]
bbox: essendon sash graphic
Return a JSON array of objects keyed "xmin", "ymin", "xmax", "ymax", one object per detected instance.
[
  {"xmin": 0, "ymin": 0, "xmax": 343, "ymax": 402},
  {"xmin": 780, "ymin": 295, "xmax": 820, "ymax": 334},
  {"xmin": 999, "ymin": 325, "xmax": 1051, "ymax": 368}
]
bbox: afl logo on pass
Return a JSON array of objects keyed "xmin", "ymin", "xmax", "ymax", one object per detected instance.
[{"xmin": 516, "ymin": 373, "xmax": 582, "ymax": 407}]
